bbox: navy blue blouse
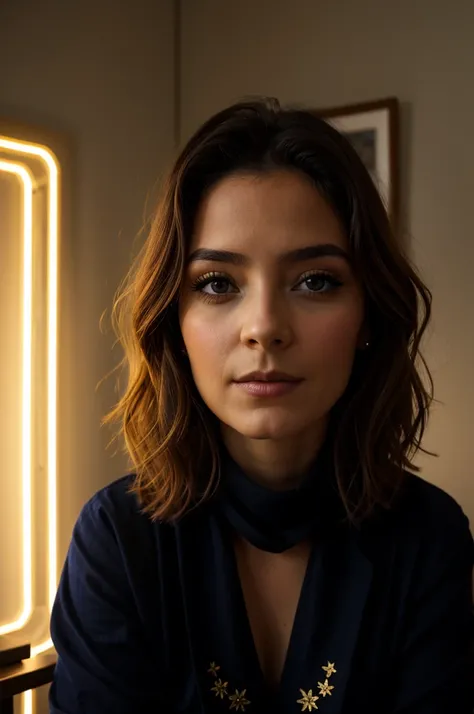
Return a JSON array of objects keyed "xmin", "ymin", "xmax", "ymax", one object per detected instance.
[{"xmin": 49, "ymin": 472, "xmax": 474, "ymax": 713}]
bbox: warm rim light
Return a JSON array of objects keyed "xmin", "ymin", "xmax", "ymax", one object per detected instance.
[
  {"xmin": 0, "ymin": 136, "xmax": 59, "ymax": 714},
  {"xmin": 0, "ymin": 159, "xmax": 34, "ymax": 636}
]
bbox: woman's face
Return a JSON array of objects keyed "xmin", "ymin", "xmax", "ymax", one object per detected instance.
[{"xmin": 179, "ymin": 169, "xmax": 365, "ymax": 443}]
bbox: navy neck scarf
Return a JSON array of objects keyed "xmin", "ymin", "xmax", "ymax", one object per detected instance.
[{"xmin": 217, "ymin": 440, "xmax": 344, "ymax": 553}]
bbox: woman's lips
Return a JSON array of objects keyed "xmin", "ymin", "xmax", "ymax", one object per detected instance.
[{"xmin": 233, "ymin": 380, "xmax": 303, "ymax": 397}]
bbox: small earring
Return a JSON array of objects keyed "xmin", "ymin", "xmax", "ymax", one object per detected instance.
[
  {"xmin": 365, "ymin": 341, "xmax": 370, "ymax": 349},
  {"xmin": 181, "ymin": 347, "xmax": 187, "ymax": 356}
]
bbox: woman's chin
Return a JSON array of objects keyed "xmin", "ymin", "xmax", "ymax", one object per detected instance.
[{"xmin": 230, "ymin": 412, "xmax": 305, "ymax": 441}]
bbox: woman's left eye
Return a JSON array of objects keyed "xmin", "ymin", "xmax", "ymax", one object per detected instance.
[{"xmin": 294, "ymin": 272, "xmax": 343, "ymax": 294}]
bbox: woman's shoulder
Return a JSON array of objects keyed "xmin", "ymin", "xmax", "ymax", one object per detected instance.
[
  {"xmin": 394, "ymin": 471, "xmax": 471, "ymax": 532},
  {"xmin": 83, "ymin": 472, "xmax": 141, "ymax": 513},
  {"xmin": 73, "ymin": 473, "xmax": 171, "ymax": 552},
  {"xmin": 65, "ymin": 474, "xmax": 180, "ymax": 604},
  {"xmin": 372, "ymin": 471, "xmax": 474, "ymax": 562},
  {"xmin": 78, "ymin": 473, "xmax": 144, "ymax": 526}
]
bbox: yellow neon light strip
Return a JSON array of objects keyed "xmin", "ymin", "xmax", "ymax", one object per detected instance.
[
  {"xmin": 23, "ymin": 692, "xmax": 32, "ymax": 714},
  {"xmin": 0, "ymin": 137, "xmax": 59, "ymax": 714},
  {"xmin": 0, "ymin": 159, "xmax": 34, "ymax": 636},
  {"xmin": 0, "ymin": 136, "xmax": 60, "ymax": 619}
]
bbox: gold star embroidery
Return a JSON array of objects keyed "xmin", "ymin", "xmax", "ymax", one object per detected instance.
[
  {"xmin": 317, "ymin": 679, "xmax": 335, "ymax": 697},
  {"xmin": 322, "ymin": 661, "xmax": 337, "ymax": 677},
  {"xmin": 229, "ymin": 688, "xmax": 250, "ymax": 711},
  {"xmin": 207, "ymin": 661, "xmax": 220, "ymax": 677},
  {"xmin": 211, "ymin": 677, "xmax": 228, "ymax": 699},
  {"xmin": 297, "ymin": 688, "xmax": 319, "ymax": 711}
]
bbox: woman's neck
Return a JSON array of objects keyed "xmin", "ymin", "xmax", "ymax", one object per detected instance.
[{"xmin": 220, "ymin": 422, "xmax": 327, "ymax": 491}]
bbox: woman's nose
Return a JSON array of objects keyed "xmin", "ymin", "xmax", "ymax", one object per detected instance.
[{"xmin": 239, "ymin": 291, "xmax": 294, "ymax": 351}]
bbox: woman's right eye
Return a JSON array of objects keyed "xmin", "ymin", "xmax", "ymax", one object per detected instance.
[
  {"xmin": 190, "ymin": 272, "xmax": 238, "ymax": 299},
  {"xmin": 201, "ymin": 278, "xmax": 233, "ymax": 294}
]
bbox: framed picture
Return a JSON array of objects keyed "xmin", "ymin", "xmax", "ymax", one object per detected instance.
[{"xmin": 315, "ymin": 98, "xmax": 399, "ymax": 226}]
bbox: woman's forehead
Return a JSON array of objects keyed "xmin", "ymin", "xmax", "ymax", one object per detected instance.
[{"xmin": 189, "ymin": 170, "xmax": 348, "ymax": 255}]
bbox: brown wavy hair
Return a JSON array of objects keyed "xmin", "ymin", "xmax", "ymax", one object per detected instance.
[{"xmin": 103, "ymin": 96, "xmax": 433, "ymax": 524}]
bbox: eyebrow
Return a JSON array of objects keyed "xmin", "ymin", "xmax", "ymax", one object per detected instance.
[{"xmin": 187, "ymin": 243, "xmax": 350, "ymax": 266}]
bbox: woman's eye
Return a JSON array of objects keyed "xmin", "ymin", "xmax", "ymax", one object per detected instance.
[
  {"xmin": 295, "ymin": 273, "xmax": 343, "ymax": 293},
  {"xmin": 191, "ymin": 273, "xmax": 237, "ymax": 298},
  {"xmin": 202, "ymin": 278, "xmax": 233, "ymax": 295}
]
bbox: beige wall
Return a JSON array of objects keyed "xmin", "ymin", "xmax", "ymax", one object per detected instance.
[
  {"xmin": 0, "ymin": 2, "xmax": 174, "ymax": 711},
  {"xmin": 181, "ymin": 0, "xmax": 474, "ymax": 523}
]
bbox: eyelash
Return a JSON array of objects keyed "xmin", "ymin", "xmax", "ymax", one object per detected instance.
[{"xmin": 190, "ymin": 270, "xmax": 344, "ymax": 303}]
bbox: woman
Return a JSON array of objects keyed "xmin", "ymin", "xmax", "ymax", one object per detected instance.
[{"xmin": 49, "ymin": 97, "xmax": 474, "ymax": 713}]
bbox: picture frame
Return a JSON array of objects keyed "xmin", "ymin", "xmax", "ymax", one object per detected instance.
[{"xmin": 315, "ymin": 97, "xmax": 399, "ymax": 227}]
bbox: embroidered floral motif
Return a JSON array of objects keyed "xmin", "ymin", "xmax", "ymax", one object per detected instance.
[
  {"xmin": 229, "ymin": 688, "xmax": 250, "ymax": 711},
  {"xmin": 297, "ymin": 688, "xmax": 320, "ymax": 711},
  {"xmin": 321, "ymin": 662, "xmax": 336, "ymax": 678},
  {"xmin": 211, "ymin": 678, "xmax": 229, "ymax": 699},
  {"xmin": 297, "ymin": 660, "xmax": 337, "ymax": 711},
  {"xmin": 206, "ymin": 663, "xmax": 251, "ymax": 710},
  {"xmin": 208, "ymin": 662, "xmax": 221, "ymax": 677},
  {"xmin": 317, "ymin": 679, "xmax": 334, "ymax": 698}
]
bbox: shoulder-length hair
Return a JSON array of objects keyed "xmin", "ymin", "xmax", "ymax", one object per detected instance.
[{"xmin": 104, "ymin": 96, "xmax": 433, "ymax": 524}]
